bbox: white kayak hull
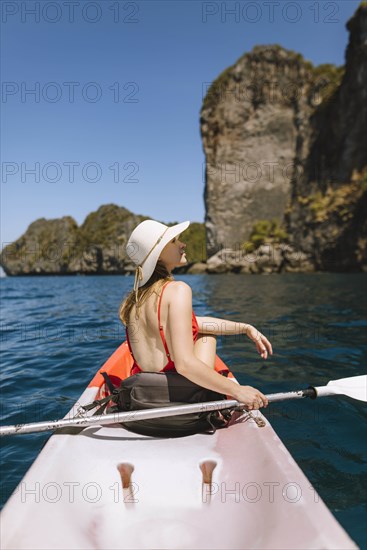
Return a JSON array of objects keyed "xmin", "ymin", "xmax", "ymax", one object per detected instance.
[{"xmin": 0, "ymin": 345, "xmax": 358, "ymax": 549}]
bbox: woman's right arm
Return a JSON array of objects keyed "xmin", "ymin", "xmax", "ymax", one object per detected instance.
[{"xmin": 167, "ymin": 282, "xmax": 268, "ymax": 410}]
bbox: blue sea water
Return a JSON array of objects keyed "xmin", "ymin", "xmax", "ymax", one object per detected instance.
[{"xmin": 0, "ymin": 273, "xmax": 366, "ymax": 548}]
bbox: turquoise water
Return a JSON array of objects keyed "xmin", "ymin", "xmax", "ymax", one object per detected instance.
[{"xmin": 0, "ymin": 273, "xmax": 366, "ymax": 547}]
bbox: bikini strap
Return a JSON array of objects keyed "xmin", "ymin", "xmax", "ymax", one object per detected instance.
[
  {"xmin": 157, "ymin": 281, "xmax": 172, "ymax": 359},
  {"xmin": 125, "ymin": 326, "xmax": 135, "ymax": 359}
]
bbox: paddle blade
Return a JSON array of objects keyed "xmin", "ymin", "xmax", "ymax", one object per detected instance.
[{"xmin": 316, "ymin": 375, "xmax": 367, "ymax": 402}]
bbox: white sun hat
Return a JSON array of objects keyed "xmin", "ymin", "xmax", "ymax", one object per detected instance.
[{"xmin": 126, "ymin": 219, "xmax": 190, "ymax": 291}]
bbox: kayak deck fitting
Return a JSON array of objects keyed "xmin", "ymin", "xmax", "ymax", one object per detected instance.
[{"xmin": 0, "ymin": 342, "xmax": 358, "ymax": 549}]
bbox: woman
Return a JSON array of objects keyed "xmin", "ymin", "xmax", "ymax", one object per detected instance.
[{"xmin": 119, "ymin": 219, "xmax": 272, "ymax": 410}]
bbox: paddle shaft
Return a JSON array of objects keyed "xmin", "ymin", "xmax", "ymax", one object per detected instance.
[
  {"xmin": 3, "ymin": 372, "xmax": 366, "ymax": 437},
  {"xmin": 0, "ymin": 388, "xmax": 319, "ymax": 437}
]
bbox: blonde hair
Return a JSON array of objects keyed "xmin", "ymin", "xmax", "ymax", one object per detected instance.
[{"xmin": 119, "ymin": 260, "xmax": 172, "ymax": 326}]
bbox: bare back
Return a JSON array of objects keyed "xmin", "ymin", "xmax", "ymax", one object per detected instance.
[{"xmin": 127, "ymin": 282, "xmax": 176, "ymax": 372}]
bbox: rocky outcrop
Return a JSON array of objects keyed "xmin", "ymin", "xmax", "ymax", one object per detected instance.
[
  {"xmin": 0, "ymin": 205, "xmax": 207, "ymax": 276},
  {"xmin": 201, "ymin": 3, "xmax": 367, "ymax": 271},
  {"xmin": 206, "ymin": 244, "xmax": 314, "ymax": 274},
  {"xmin": 0, "ymin": 205, "xmax": 144, "ymax": 276}
]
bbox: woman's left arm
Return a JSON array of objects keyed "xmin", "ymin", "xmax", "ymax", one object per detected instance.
[{"xmin": 196, "ymin": 316, "xmax": 273, "ymax": 360}]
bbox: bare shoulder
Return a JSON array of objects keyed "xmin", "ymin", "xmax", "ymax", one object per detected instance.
[{"xmin": 165, "ymin": 280, "xmax": 192, "ymax": 304}]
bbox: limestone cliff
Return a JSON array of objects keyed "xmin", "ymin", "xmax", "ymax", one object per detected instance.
[
  {"xmin": 201, "ymin": 45, "xmax": 316, "ymax": 256},
  {"xmin": 201, "ymin": 3, "xmax": 367, "ymax": 271},
  {"xmin": 287, "ymin": 4, "xmax": 367, "ymax": 271}
]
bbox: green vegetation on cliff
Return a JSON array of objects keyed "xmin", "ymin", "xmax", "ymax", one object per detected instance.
[
  {"xmin": 202, "ymin": 65, "xmax": 234, "ymax": 111},
  {"xmin": 73, "ymin": 204, "xmax": 147, "ymax": 259},
  {"xmin": 297, "ymin": 171, "xmax": 367, "ymax": 224},
  {"xmin": 169, "ymin": 221, "xmax": 206, "ymax": 263},
  {"xmin": 310, "ymin": 63, "xmax": 345, "ymax": 105},
  {"xmin": 243, "ymin": 219, "xmax": 289, "ymax": 252},
  {"xmin": 202, "ymin": 44, "xmax": 344, "ymax": 113}
]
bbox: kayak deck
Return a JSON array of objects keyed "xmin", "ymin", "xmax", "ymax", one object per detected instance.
[{"xmin": 0, "ymin": 344, "xmax": 358, "ymax": 549}]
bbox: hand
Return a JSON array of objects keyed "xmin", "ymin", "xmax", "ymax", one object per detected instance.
[
  {"xmin": 234, "ymin": 385, "xmax": 268, "ymax": 410},
  {"xmin": 245, "ymin": 324, "xmax": 273, "ymax": 360}
]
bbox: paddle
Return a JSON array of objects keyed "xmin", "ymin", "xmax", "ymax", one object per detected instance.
[{"xmin": 0, "ymin": 374, "xmax": 365, "ymax": 437}]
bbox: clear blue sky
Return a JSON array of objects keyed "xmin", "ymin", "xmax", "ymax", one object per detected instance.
[{"xmin": 1, "ymin": 0, "xmax": 360, "ymax": 247}]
